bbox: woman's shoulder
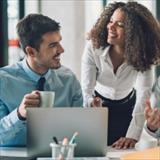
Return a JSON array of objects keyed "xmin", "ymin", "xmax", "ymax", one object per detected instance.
[{"xmin": 84, "ymin": 40, "xmax": 110, "ymax": 56}]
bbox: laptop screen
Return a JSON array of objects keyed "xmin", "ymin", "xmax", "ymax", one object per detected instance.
[{"xmin": 27, "ymin": 107, "xmax": 108, "ymax": 157}]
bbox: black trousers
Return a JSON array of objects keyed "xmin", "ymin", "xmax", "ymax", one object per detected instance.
[{"xmin": 94, "ymin": 89, "xmax": 136, "ymax": 145}]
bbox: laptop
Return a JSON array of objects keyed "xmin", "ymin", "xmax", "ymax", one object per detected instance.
[
  {"xmin": 0, "ymin": 107, "xmax": 108, "ymax": 158},
  {"xmin": 26, "ymin": 107, "xmax": 108, "ymax": 157}
]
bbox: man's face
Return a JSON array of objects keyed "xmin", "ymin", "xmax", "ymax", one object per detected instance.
[{"xmin": 32, "ymin": 31, "xmax": 64, "ymax": 73}]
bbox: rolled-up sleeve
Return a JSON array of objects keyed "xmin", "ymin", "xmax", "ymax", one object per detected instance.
[
  {"xmin": 144, "ymin": 122, "xmax": 160, "ymax": 138},
  {"xmin": 0, "ymin": 100, "xmax": 26, "ymax": 144},
  {"xmin": 0, "ymin": 77, "xmax": 26, "ymax": 145},
  {"xmin": 126, "ymin": 67, "xmax": 154, "ymax": 140}
]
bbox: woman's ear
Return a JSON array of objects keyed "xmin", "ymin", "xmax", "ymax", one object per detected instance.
[{"xmin": 25, "ymin": 46, "xmax": 37, "ymax": 57}]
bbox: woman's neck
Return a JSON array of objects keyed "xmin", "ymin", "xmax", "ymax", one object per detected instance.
[
  {"xmin": 111, "ymin": 45, "xmax": 124, "ymax": 56},
  {"xmin": 109, "ymin": 45, "xmax": 125, "ymax": 74}
]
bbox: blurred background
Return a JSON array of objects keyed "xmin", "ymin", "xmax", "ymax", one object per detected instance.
[{"xmin": 0, "ymin": 0, "xmax": 159, "ymax": 81}]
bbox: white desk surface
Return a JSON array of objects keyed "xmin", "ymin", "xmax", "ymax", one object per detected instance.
[
  {"xmin": 0, "ymin": 146, "xmax": 136, "ymax": 160},
  {"xmin": 37, "ymin": 158, "xmax": 111, "ymax": 160},
  {"xmin": 0, "ymin": 147, "xmax": 28, "ymax": 157},
  {"xmin": 38, "ymin": 147, "xmax": 136, "ymax": 160}
]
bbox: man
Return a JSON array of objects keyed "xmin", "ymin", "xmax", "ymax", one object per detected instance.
[
  {"xmin": 0, "ymin": 14, "xmax": 83, "ymax": 147},
  {"xmin": 145, "ymin": 100, "xmax": 160, "ymax": 138}
]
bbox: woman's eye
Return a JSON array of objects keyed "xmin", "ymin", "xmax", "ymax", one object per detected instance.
[{"xmin": 117, "ymin": 22, "xmax": 124, "ymax": 27}]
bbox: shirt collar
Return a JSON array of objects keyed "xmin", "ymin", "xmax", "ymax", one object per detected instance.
[
  {"xmin": 100, "ymin": 46, "xmax": 111, "ymax": 58},
  {"xmin": 48, "ymin": 69, "xmax": 64, "ymax": 90},
  {"xmin": 99, "ymin": 46, "xmax": 127, "ymax": 68},
  {"xmin": 21, "ymin": 58, "xmax": 63, "ymax": 89},
  {"xmin": 21, "ymin": 58, "xmax": 50, "ymax": 82}
]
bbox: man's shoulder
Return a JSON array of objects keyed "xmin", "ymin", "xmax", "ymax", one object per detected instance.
[
  {"xmin": 0, "ymin": 62, "xmax": 22, "ymax": 77},
  {"xmin": 53, "ymin": 66, "xmax": 77, "ymax": 81},
  {"xmin": 55, "ymin": 66, "xmax": 75, "ymax": 76},
  {"xmin": 157, "ymin": 76, "xmax": 160, "ymax": 82}
]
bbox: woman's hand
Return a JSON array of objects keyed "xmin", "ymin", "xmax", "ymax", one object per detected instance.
[
  {"xmin": 91, "ymin": 97, "xmax": 102, "ymax": 107},
  {"xmin": 112, "ymin": 137, "xmax": 137, "ymax": 149}
]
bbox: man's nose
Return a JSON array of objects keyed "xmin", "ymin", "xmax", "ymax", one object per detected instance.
[{"xmin": 58, "ymin": 44, "xmax": 64, "ymax": 54}]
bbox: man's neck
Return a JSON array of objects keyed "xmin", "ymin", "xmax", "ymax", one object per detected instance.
[{"xmin": 26, "ymin": 59, "xmax": 48, "ymax": 75}]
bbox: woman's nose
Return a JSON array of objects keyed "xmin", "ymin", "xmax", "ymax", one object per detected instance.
[
  {"xmin": 109, "ymin": 23, "xmax": 116, "ymax": 31},
  {"xmin": 107, "ymin": 22, "xmax": 116, "ymax": 31}
]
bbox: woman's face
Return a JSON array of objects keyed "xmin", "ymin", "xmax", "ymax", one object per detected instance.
[{"xmin": 107, "ymin": 8, "xmax": 125, "ymax": 47}]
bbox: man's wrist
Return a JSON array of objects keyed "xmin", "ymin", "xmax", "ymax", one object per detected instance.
[
  {"xmin": 147, "ymin": 125, "xmax": 157, "ymax": 133},
  {"xmin": 17, "ymin": 108, "xmax": 26, "ymax": 121}
]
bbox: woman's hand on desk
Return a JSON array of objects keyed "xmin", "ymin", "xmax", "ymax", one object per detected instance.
[
  {"xmin": 112, "ymin": 137, "xmax": 137, "ymax": 149},
  {"xmin": 91, "ymin": 97, "xmax": 102, "ymax": 107}
]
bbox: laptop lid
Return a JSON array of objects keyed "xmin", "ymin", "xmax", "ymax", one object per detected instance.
[{"xmin": 27, "ymin": 107, "xmax": 108, "ymax": 157}]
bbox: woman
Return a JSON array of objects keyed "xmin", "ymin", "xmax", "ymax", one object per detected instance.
[{"xmin": 81, "ymin": 2, "xmax": 160, "ymax": 149}]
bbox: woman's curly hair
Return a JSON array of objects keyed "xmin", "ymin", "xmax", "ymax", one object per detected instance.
[{"xmin": 89, "ymin": 2, "xmax": 160, "ymax": 72}]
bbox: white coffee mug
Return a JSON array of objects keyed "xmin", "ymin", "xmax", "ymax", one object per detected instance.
[
  {"xmin": 39, "ymin": 91, "xmax": 55, "ymax": 108},
  {"xmin": 135, "ymin": 139, "xmax": 157, "ymax": 151}
]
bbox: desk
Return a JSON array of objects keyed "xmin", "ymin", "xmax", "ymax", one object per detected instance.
[
  {"xmin": 37, "ymin": 158, "xmax": 111, "ymax": 160},
  {"xmin": 0, "ymin": 147, "xmax": 135, "ymax": 160}
]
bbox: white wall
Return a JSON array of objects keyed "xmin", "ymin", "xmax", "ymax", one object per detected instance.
[
  {"xmin": 41, "ymin": 1, "xmax": 85, "ymax": 80},
  {"xmin": 107, "ymin": 0, "xmax": 156, "ymax": 16},
  {"xmin": 85, "ymin": 0, "xmax": 103, "ymax": 34},
  {"xmin": 25, "ymin": 0, "xmax": 39, "ymax": 14}
]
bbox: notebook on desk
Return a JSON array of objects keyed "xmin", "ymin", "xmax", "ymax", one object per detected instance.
[
  {"xmin": 121, "ymin": 147, "xmax": 160, "ymax": 160},
  {"xmin": 0, "ymin": 108, "xmax": 108, "ymax": 158},
  {"xmin": 27, "ymin": 107, "xmax": 108, "ymax": 157}
]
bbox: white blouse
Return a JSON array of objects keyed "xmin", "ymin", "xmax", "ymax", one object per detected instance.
[{"xmin": 81, "ymin": 41, "xmax": 155, "ymax": 140}]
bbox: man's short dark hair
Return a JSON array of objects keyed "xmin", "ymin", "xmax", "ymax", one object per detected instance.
[{"xmin": 16, "ymin": 13, "xmax": 60, "ymax": 53}]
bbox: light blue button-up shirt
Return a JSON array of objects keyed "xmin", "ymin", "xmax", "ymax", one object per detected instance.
[{"xmin": 0, "ymin": 59, "xmax": 83, "ymax": 146}]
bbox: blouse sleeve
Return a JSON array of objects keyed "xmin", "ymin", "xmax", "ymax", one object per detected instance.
[
  {"xmin": 81, "ymin": 42, "xmax": 98, "ymax": 107},
  {"xmin": 126, "ymin": 66, "xmax": 155, "ymax": 140}
]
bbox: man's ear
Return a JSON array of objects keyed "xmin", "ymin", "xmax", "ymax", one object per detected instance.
[{"xmin": 25, "ymin": 46, "xmax": 37, "ymax": 57}]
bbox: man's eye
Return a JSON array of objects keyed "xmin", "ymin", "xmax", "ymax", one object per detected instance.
[
  {"xmin": 49, "ymin": 44, "xmax": 57, "ymax": 48},
  {"xmin": 51, "ymin": 45, "xmax": 56, "ymax": 48}
]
